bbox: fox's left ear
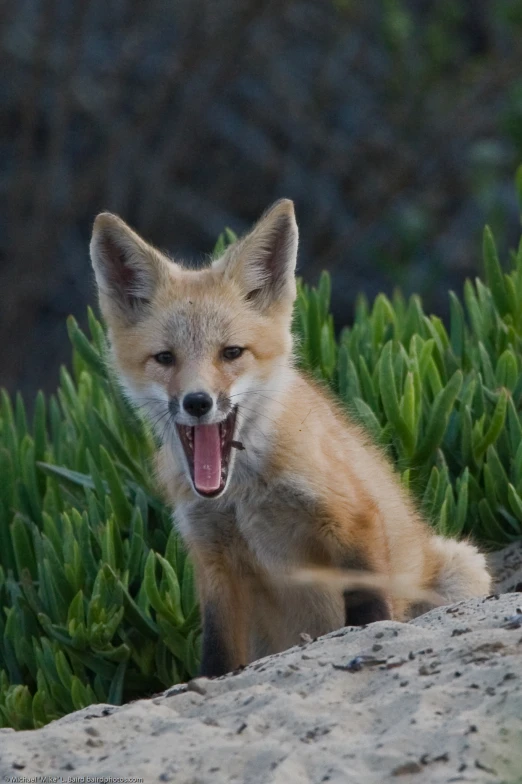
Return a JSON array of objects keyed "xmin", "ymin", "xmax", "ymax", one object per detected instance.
[{"xmin": 214, "ymin": 199, "xmax": 298, "ymax": 310}]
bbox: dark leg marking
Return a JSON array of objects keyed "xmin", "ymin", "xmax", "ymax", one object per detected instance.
[
  {"xmin": 343, "ymin": 590, "xmax": 391, "ymax": 626},
  {"xmin": 337, "ymin": 553, "xmax": 392, "ymax": 627},
  {"xmin": 199, "ymin": 605, "xmax": 232, "ymax": 678}
]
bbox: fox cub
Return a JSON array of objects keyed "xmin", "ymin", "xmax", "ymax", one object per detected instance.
[{"xmin": 90, "ymin": 199, "xmax": 491, "ymax": 677}]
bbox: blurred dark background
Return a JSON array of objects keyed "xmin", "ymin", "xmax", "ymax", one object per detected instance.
[{"xmin": 2, "ymin": 0, "xmax": 522, "ymax": 399}]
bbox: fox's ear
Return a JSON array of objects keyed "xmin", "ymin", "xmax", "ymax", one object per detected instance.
[
  {"xmin": 90, "ymin": 213, "xmax": 169, "ymax": 322},
  {"xmin": 214, "ymin": 199, "xmax": 298, "ymax": 310}
]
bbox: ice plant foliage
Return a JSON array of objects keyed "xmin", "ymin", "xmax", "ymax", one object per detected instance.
[
  {"xmin": 295, "ymin": 225, "xmax": 522, "ymax": 547},
  {"xmin": 1, "ymin": 219, "xmax": 521, "ymax": 728}
]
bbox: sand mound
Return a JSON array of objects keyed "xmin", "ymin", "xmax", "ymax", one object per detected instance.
[{"xmin": 1, "ymin": 548, "xmax": 522, "ymax": 784}]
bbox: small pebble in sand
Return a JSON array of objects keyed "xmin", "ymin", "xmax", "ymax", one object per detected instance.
[{"xmin": 502, "ymin": 613, "xmax": 522, "ymax": 629}]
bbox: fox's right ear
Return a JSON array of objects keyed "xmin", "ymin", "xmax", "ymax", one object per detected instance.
[{"xmin": 90, "ymin": 213, "xmax": 169, "ymax": 322}]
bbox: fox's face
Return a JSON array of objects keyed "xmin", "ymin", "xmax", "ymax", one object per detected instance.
[{"xmin": 90, "ymin": 200, "xmax": 298, "ymax": 499}]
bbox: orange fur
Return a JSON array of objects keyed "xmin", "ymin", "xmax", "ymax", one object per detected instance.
[{"xmin": 90, "ymin": 200, "xmax": 492, "ymax": 677}]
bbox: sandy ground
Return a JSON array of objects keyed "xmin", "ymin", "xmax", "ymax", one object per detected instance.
[
  {"xmin": 488, "ymin": 542, "xmax": 522, "ymax": 594},
  {"xmin": 1, "ymin": 548, "xmax": 521, "ymax": 784}
]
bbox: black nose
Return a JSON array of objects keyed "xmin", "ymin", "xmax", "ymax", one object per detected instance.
[{"xmin": 183, "ymin": 391, "xmax": 213, "ymax": 418}]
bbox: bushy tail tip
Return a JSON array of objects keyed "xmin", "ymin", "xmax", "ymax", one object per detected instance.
[{"xmin": 428, "ymin": 535, "xmax": 492, "ymax": 603}]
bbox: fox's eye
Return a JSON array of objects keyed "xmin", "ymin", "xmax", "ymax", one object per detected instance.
[
  {"xmin": 222, "ymin": 346, "xmax": 244, "ymax": 361},
  {"xmin": 154, "ymin": 351, "xmax": 174, "ymax": 365}
]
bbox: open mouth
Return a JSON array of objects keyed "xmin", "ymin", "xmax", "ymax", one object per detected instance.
[{"xmin": 176, "ymin": 407, "xmax": 238, "ymax": 497}]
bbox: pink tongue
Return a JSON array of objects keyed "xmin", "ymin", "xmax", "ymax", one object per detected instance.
[{"xmin": 193, "ymin": 424, "xmax": 222, "ymax": 493}]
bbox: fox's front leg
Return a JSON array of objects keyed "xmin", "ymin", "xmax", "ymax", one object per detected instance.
[{"xmin": 193, "ymin": 549, "xmax": 251, "ymax": 678}]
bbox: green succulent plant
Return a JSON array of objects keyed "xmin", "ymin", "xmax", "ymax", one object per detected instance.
[
  {"xmin": 1, "ymin": 213, "xmax": 521, "ymax": 729},
  {"xmin": 295, "ymin": 223, "xmax": 522, "ymax": 547}
]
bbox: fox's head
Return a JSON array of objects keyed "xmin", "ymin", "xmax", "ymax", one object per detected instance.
[{"xmin": 90, "ymin": 200, "xmax": 298, "ymax": 499}]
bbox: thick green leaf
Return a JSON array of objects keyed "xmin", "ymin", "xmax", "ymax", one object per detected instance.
[
  {"xmin": 413, "ymin": 371, "xmax": 462, "ymax": 464},
  {"xmin": 378, "ymin": 342, "xmax": 415, "ymax": 454},
  {"xmin": 473, "ymin": 389, "xmax": 508, "ymax": 459},
  {"xmin": 483, "ymin": 226, "xmax": 509, "ymax": 316}
]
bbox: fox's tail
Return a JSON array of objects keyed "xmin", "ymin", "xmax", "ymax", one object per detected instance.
[{"xmin": 427, "ymin": 535, "xmax": 492, "ymax": 603}]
